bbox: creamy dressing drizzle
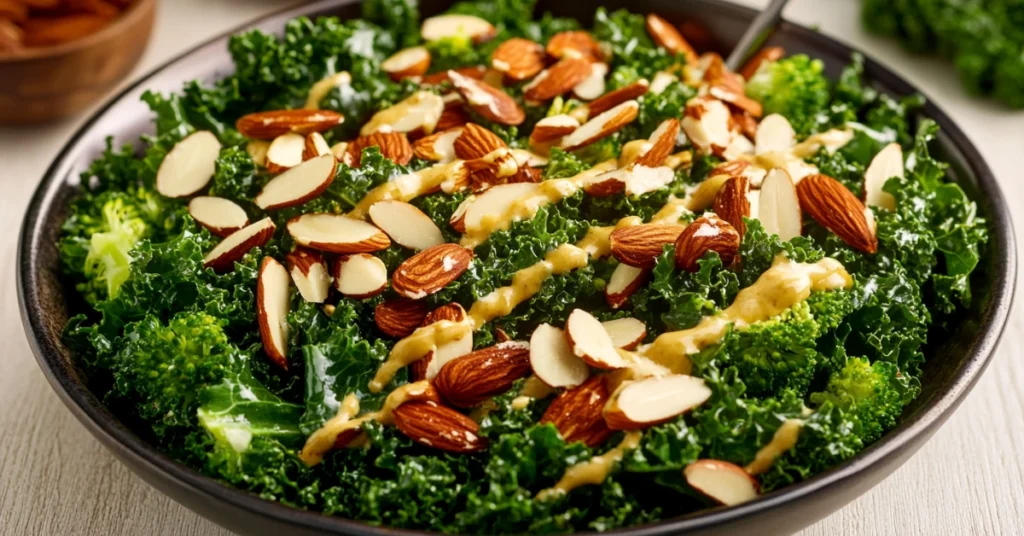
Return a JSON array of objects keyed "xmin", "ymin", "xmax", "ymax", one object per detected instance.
[
  {"xmin": 745, "ymin": 419, "xmax": 804, "ymax": 475},
  {"xmin": 511, "ymin": 375, "xmax": 557, "ymax": 410},
  {"xmin": 370, "ymin": 319, "xmax": 473, "ymax": 393},
  {"xmin": 536, "ymin": 431, "xmax": 643, "ymax": 500},
  {"xmin": 348, "ymin": 160, "xmax": 466, "ymax": 219}
]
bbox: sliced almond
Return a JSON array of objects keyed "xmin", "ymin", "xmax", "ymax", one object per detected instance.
[
  {"xmin": 739, "ymin": 46, "xmax": 785, "ymax": 81},
  {"xmin": 674, "ymin": 215, "xmax": 741, "ymax": 271},
  {"xmin": 586, "ymin": 80, "xmax": 650, "ymax": 119},
  {"xmin": 345, "ymin": 132, "xmax": 414, "ymax": 167},
  {"xmin": 435, "ymin": 105, "xmax": 471, "ymax": 132},
  {"xmin": 413, "ymin": 304, "xmax": 473, "ymax": 381},
  {"xmin": 601, "ymin": 317, "xmax": 646, "ymax": 350},
  {"xmin": 561, "ymin": 100, "xmax": 640, "ymax": 151},
  {"xmin": 650, "ymin": 71, "xmax": 678, "ymax": 94},
  {"xmin": 246, "ymin": 140, "xmax": 270, "ymax": 167},
  {"xmin": 236, "ymin": 110, "xmax": 344, "ymax": 140},
  {"xmin": 454, "ymin": 123, "xmax": 506, "ymax": 160},
  {"xmin": 635, "ymin": 118, "xmax": 680, "ymax": 168},
  {"xmin": 449, "ymin": 195, "xmax": 474, "ymax": 233},
  {"xmin": 584, "ymin": 165, "xmax": 675, "ymax": 197},
  {"xmin": 609, "ymin": 223, "xmax": 684, "ymax": 268},
  {"xmin": 759, "ymin": 168, "xmax": 803, "ymax": 241},
  {"xmin": 156, "ymin": 131, "xmax": 221, "ymax": 198},
  {"xmin": 265, "ymin": 132, "xmax": 306, "ymax": 174},
  {"xmin": 529, "ymin": 114, "xmax": 580, "ymax": 146},
  {"xmin": 755, "ymin": 113, "xmax": 796, "ymax": 154},
  {"xmin": 511, "ymin": 148, "xmax": 550, "ymax": 168},
  {"xmin": 529, "ymin": 324, "xmax": 590, "ymax": 388},
  {"xmin": 449, "ymin": 70, "xmax": 525, "ymax": 126},
  {"xmin": 684, "ymin": 459, "xmax": 760, "ymax": 506},
  {"xmin": 421, "ymin": 14, "xmax": 496, "ymax": 44},
  {"xmin": 391, "ymin": 243, "xmax": 473, "ymax": 299},
  {"xmin": 713, "ymin": 176, "xmax": 751, "ymax": 237},
  {"xmin": 375, "ymin": 299, "xmax": 428, "ymax": 338},
  {"xmin": 733, "ymin": 109, "xmax": 759, "ymax": 140},
  {"xmin": 421, "ymin": 65, "xmax": 487, "ymax": 86},
  {"xmin": 360, "ymin": 91, "xmax": 444, "ymax": 137},
  {"xmin": 682, "ymin": 97, "xmax": 731, "ymax": 155},
  {"xmin": 546, "ymin": 30, "xmax": 603, "ymax": 61},
  {"xmin": 523, "ymin": 57, "xmax": 593, "ymax": 103},
  {"xmin": 645, "ymin": 13, "xmax": 697, "ymax": 64},
  {"xmin": 565, "ymin": 309, "xmax": 628, "ymax": 369},
  {"xmin": 863, "ymin": 142, "xmax": 902, "ymax": 211},
  {"xmin": 797, "ymin": 174, "xmax": 878, "ymax": 253},
  {"xmin": 605, "ymin": 263, "xmax": 648, "ymax": 309},
  {"xmin": 188, "ymin": 196, "xmax": 248, "ymax": 238},
  {"xmin": 412, "ymin": 127, "xmax": 463, "ymax": 162},
  {"xmin": 382, "ymin": 46, "xmax": 431, "ymax": 81},
  {"xmin": 286, "ymin": 248, "xmax": 331, "ymax": 303},
  {"xmin": 540, "ymin": 375, "xmax": 614, "ymax": 447},
  {"xmin": 255, "ymin": 154, "xmax": 337, "ymax": 210},
  {"xmin": 330, "ymin": 142, "xmax": 348, "ymax": 161},
  {"xmin": 708, "ymin": 83, "xmax": 763, "ymax": 118},
  {"xmin": 465, "ymin": 147, "xmax": 521, "ymax": 191},
  {"xmin": 257, "ymin": 257, "xmax": 291, "ymax": 369},
  {"xmin": 302, "ymin": 132, "xmax": 332, "ymax": 161},
  {"xmin": 332, "ymin": 254, "xmax": 388, "ymax": 299},
  {"xmin": 573, "ymin": 62, "xmax": 609, "ymax": 101},
  {"xmin": 203, "ymin": 218, "xmax": 276, "ymax": 273},
  {"xmin": 491, "ymin": 38, "xmax": 545, "ymax": 81},
  {"xmin": 719, "ymin": 133, "xmax": 755, "ymax": 162},
  {"xmin": 462, "ymin": 182, "xmax": 538, "ymax": 233},
  {"xmin": 368, "ymin": 200, "xmax": 445, "ymax": 251},
  {"xmin": 287, "ymin": 213, "xmax": 391, "ymax": 254},
  {"xmin": 604, "ymin": 375, "xmax": 711, "ymax": 429}
]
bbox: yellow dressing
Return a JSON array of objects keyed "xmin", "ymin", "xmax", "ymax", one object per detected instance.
[
  {"xmin": 745, "ymin": 419, "xmax": 804, "ymax": 475},
  {"xmin": 348, "ymin": 161, "xmax": 464, "ymax": 219},
  {"xmin": 537, "ymin": 431, "xmax": 643, "ymax": 500},
  {"xmin": 511, "ymin": 375, "xmax": 557, "ymax": 410},
  {"xmin": 370, "ymin": 320, "xmax": 473, "ymax": 393},
  {"xmin": 304, "ymin": 72, "xmax": 352, "ymax": 110}
]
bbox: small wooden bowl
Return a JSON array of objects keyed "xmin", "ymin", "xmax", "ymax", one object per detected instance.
[{"xmin": 0, "ymin": 0, "xmax": 156, "ymax": 125}]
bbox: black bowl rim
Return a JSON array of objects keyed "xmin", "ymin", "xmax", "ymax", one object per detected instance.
[{"xmin": 16, "ymin": 0, "xmax": 1017, "ymax": 534}]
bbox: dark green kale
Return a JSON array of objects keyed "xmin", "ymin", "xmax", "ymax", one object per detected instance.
[
  {"xmin": 744, "ymin": 54, "xmax": 831, "ymax": 137},
  {"xmin": 593, "ymin": 8, "xmax": 681, "ymax": 88},
  {"xmin": 631, "ymin": 247, "xmax": 739, "ymax": 333}
]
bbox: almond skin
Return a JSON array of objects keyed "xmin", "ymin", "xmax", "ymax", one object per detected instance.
[
  {"xmin": 634, "ymin": 118, "xmax": 680, "ymax": 168},
  {"xmin": 433, "ymin": 342, "xmax": 532, "ymax": 408},
  {"xmin": 449, "ymin": 70, "xmax": 526, "ymax": 126},
  {"xmin": 392, "ymin": 400, "xmax": 487, "ymax": 453},
  {"xmin": 645, "ymin": 13, "xmax": 698, "ymax": 64},
  {"xmin": 605, "ymin": 264, "xmax": 650, "ymax": 309},
  {"xmin": 739, "ymin": 46, "xmax": 785, "ymax": 81},
  {"xmin": 797, "ymin": 174, "xmax": 878, "ymax": 254},
  {"xmin": 732, "ymin": 110, "xmax": 759, "ymax": 140},
  {"xmin": 236, "ymin": 109, "xmax": 345, "ymax": 140},
  {"xmin": 540, "ymin": 375, "xmax": 614, "ymax": 447},
  {"xmin": 674, "ymin": 215, "xmax": 741, "ymax": 271},
  {"xmin": 561, "ymin": 100, "xmax": 640, "ymax": 151},
  {"xmin": 523, "ymin": 57, "xmax": 593, "ymax": 102},
  {"xmin": 454, "ymin": 123, "xmax": 506, "ymax": 160},
  {"xmin": 586, "ymin": 79, "xmax": 650, "ymax": 118},
  {"xmin": 421, "ymin": 65, "xmax": 487, "ymax": 86},
  {"xmin": 345, "ymin": 132, "xmax": 413, "ymax": 166},
  {"xmin": 375, "ymin": 299, "xmax": 429, "ymax": 338},
  {"xmin": 410, "ymin": 303, "xmax": 468, "ymax": 381},
  {"xmin": 391, "ymin": 243, "xmax": 473, "ymax": 299},
  {"xmin": 714, "ymin": 176, "xmax": 751, "ymax": 237},
  {"xmin": 609, "ymin": 224, "xmax": 684, "ymax": 268},
  {"xmin": 546, "ymin": 30, "xmax": 603, "ymax": 61},
  {"xmin": 529, "ymin": 115, "xmax": 579, "ymax": 145},
  {"xmin": 491, "ymin": 38, "xmax": 546, "ymax": 81}
]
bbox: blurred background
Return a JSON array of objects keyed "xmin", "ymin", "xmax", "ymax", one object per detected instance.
[{"xmin": 0, "ymin": 0, "xmax": 1021, "ymax": 535}]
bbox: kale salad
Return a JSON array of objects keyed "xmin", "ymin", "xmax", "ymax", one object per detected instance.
[{"xmin": 59, "ymin": 0, "xmax": 988, "ymax": 532}]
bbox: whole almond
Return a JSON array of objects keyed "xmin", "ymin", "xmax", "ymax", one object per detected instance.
[
  {"xmin": 540, "ymin": 375, "xmax": 614, "ymax": 447},
  {"xmin": 546, "ymin": 30, "xmax": 603, "ymax": 61},
  {"xmin": 449, "ymin": 70, "xmax": 525, "ymax": 126},
  {"xmin": 797, "ymin": 174, "xmax": 878, "ymax": 254},
  {"xmin": 375, "ymin": 299, "xmax": 428, "ymax": 338},
  {"xmin": 739, "ymin": 46, "xmax": 785, "ymax": 81},
  {"xmin": 491, "ymin": 38, "xmax": 546, "ymax": 81},
  {"xmin": 433, "ymin": 342, "xmax": 532, "ymax": 408},
  {"xmin": 714, "ymin": 176, "xmax": 751, "ymax": 237},
  {"xmin": 236, "ymin": 110, "xmax": 345, "ymax": 140},
  {"xmin": 586, "ymin": 80, "xmax": 650, "ymax": 118},
  {"xmin": 435, "ymin": 106, "xmax": 471, "ymax": 131},
  {"xmin": 392, "ymin": 400, "xmax": 487, "ymax": 453},
  {"xmin": 465, "ymin": 148, "xmax": 520, "ymax": 192},
  {"xmin": 391, "ymin": 243, "xmax": 473, "ymax": 299},
  {"xmin": 454, "ymin": 123, "xmax": 506, "ymax": 161},
  {"xmin": 410, "ymin": 303, "xmax": 468, "ymax": 380},
  {"xmin": 523, "ymin": 57, "xmax": 593, "ymax": 102},
  {"xmin": 674, "ymin": 215, "xmax": 741, "ymax": 271},
  {"xmin": 645, "ymin": 13, "xmax": 698, "ymax": 64},
  {"xmin": 345, "ymin": 132, "xmax": 413, "ymax": 166},
  {"xmin": 610, "ymin": 224, "xmax": 684, "ymax": 268}
]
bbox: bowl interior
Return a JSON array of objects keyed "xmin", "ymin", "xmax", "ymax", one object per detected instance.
[{"xmin": 18, "ymin": 0, "xmax": 1015, "ymax": 534}]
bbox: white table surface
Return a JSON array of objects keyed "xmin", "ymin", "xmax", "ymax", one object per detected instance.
[{"xmin": 2, "ymin": 1, "xmax": 1021, "ymax": 534}]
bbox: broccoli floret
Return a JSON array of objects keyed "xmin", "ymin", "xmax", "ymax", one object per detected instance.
[
  {"xmin": 810, "ymin": 357, "xmax": 915, "ymax": 443},
  {"xmin": 745, "ymin": 54, "xmax": 831, "ymax": 136},
  {"xmin": 425, "ymin": 35, "xmax": 480, "ymax": 72}
]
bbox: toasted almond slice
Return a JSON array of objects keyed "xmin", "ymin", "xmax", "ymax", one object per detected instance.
[
  {"xmin": 302, "ymin": 132, "xmax": 332, "ymax": 161},
  {"xmin": 265, "ymin": 132, "xmax": 306, "ymax": 174},
  {"xmin": 454, "ymin": 123, "xmax": 506, "ymax": 160},
  {"xmin": 645, "ymin": 14, "xmax": 697, "ymax": 64},
  {"xmin": 345, "ymin": 132, "xmax": 414, "ymax": 166},
  {"xmin": 203, "ymin": 218, "xmax": 276, "ymax": 273},
  {"xmin": 601, "ymin": 317, "xmax": 646, "ymax": 350},
  {"xmin": 382, "ymin": 46, "xmax": 431, "ymax": 81},
  {"xmin": 255, "ymin": 154, "xmax": 337, "ymax": 210},
  {"xmin": 463, "ymin": 182, "xmax": 538, "ymax": 233},
  {"xmin": 733, "ymin": 109, "xmax": 759, "ymax": 140},
  {"xmin": 421, "ymin": 65, "xmax": 487, "ymax": 86},
  {"xmin": 361, "ymin": 91, "xmax": 445, "ymax": 137},
  {"xmin": 546, "ymin": 30, "xmax": 603, "ymax": 61},
  {"xmin": 561, "ymin": 100, "xmax": 640, "ymax": 151},
  {"xmin": 719, "ymin": 133, "xmax": 755, "ymax": 162},
  {"xmin": 604, "ymin": 375, "xmax": 711, "ymax": 429},
  {"xmin": 650, "ymin": 71, "xmax": 678, "ymax": 94},
  {"xmin": 332, "ymin": 254, "xmax": 388, "ymax": 299},
  {"xmin": 586, "ymin": 80, "xmax": 650, "ymax": 119},
  {"xmin": 609, "ymin": 223, "xmax": 684, "ymax": 268},
  {"xmin": 421, "ymin": 14, "xmax": 496, "ymax": 44},
  {"xmin": 530, "ymin": 114, "xmax": 580, "ymax": 146},
  {"xmin": 573, "ymin": 62, "xmax": 609, "ymax": 101},
  {"xmin": 257, "ymin": 257, "xmax": 291, "ymax": 369},
  {"xmin": 237, "ymin": 109, "xmax": 344, "ymax": 140},
  {"xmin": 330, "ymin": 142, "xmax": 348, "ymax": 161},
  {"xmin": 739, "ymin": 46, "xmax": 785, "ymax": 81},
  {"xmin": 449, "ymin": 195, "xmax": 473, "ymax": 233},
  {"xmin": 449, "ymin": 70, "xmax": 525, "ymax": 126},
  {"xmin": 465, "ymin": 147, "xmax": 521, "ymax": 191},
  {"xmin": 684, "ymin": 460, "xmax": 760, "ymax": 506},
  {"xmin": 863, "ymin": 142, "xmax": 902, "ymax": 211},
  {"xmin": 247, "ymin": 140, "xmax": 270, "ymax": 167},
  {"xmin": 635, "ymin": 118, "xmax": 680, "ymax": 168},
  {"xmin": 287, "ymin": 213, "xmax": 391, "ymax": 254},
  {"xmin": 491, "ymin": 38, "xmax": 545, "ymax": 81},
  {"xmin": 529, "ymin": 323, "xmax": 590, "ymax": 388},
  {"xmin": 759, "ymin": 168, "xmax": 803, "ymax": 241},
  {"xmin": 412, "ymin": 127, "xmax": 463, "ymax": 162},
  {"xmin": 584, "ymin": 165, "xmax": 675, "ymax": 197},
  {"xmin": 682, "ymin": 97, "xmax": 731, "ymax": 155},
  {"xmin": 412, "ymin": 304, "xmax": 473, "ymax": 381},
  {"xmin": 188, "ymin": 196, "xmax": 249, "ymax": 238},
  {"xmin": 674, "ymin": 215, "xmax": 741, "ymax": 271},
  {"xmin": 368, "ymin": 200, "xmax": 445, "ymax": 251},
  {"xmin": 435, "ymin": 105, "xmax": 472, "ymax": 132},
  {"xmin": 605, "ymin": 263, "xmax": 648, "ymax": 309},
  {"xmin": 391, "ymin": 243, "xmax": 473, "ymax": 299},
  {"xmin": 375, "ymin": 299, "xmax": 428, "ymax": 338},
  {"xmin": 755, "ymin": 113, "xmax": 796, "ymax": 154},
  {"xmin": 797, "ymin": 174, "xmax": 878, "ymax": 253},
  {"xmin": 286, "ymin": 248, "xmax": 331, "ymax": 303},
  {"xmin": 523, "ymin": 57, "xmax": 593, "ymax": 102},
  {"xmin": 708, "ymin": 85, "xmax": 763, "ymax": 118},
  {"xmin": 155, "ymin": 131, "xmax": 221, "ymax": 198},
  {"xmin": 714, "ymin": 176, "xmax": 751, "ymax": 237},
  {"xmin": 583, "ymin": 169, "xmax": 627, "ymax": 197},
  {"xmin": 565, "ymin": 309, "xmax": 628, "ymax": 369}
]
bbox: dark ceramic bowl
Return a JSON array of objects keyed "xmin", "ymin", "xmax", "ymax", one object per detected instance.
[{"xmin": 17, "ymin": 0, "xmax": 1016, "ymax": 534}]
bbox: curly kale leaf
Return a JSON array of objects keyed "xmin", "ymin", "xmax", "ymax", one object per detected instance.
[
  {"xmin": 737, "ymin": 218, "xmax": 824, "ymax": 288},
  {"xmin": 631, "ymin": 247, "xmax": 739, "ymax": 333},
  {"xmin": 361, "ymin": 0, "xmax": 420, "ymax": 48},
  {"xmin": 543, "ymin": 148, "xmax": 589, "ymax": 179},
  {"xmin": 593, "ymin": 8, "xmax": 680, "ymax": 88}
]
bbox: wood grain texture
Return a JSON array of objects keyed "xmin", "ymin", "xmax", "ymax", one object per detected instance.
[{"xmin": 0, "ymin": 1, "xmax": 1021, "ymax": 535}]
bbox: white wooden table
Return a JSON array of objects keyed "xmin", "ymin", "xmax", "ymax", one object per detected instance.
[{"xmin": 1, "ymin": 1, "xmax": 1021, "ymax": 534}]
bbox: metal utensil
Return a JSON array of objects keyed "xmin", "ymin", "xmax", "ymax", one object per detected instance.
[{"xmin": 724, "ymin": 0, "xmax": 791, "ymax": 71}]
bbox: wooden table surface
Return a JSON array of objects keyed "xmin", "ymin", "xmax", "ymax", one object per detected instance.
[{"xmin": 2, "ymin": 1, "xmax": 1021, "ymax": 534}]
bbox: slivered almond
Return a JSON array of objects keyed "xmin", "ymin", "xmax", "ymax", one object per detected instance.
[
  {"xmin": 412, "ymin": 127, "xmax": 463, "ymax": 162},
  {"xmin": 257, "ymin": 257, "xmax": 291, "ymax": 369},
  {"xmin": 449, "ymin": 70, "xmax": 525, "ymax": 126},
  {"xmin": 674, "ymin": 215, "xmax": 741, "ymax": 271},
  {"xmin": 391, "ymin": 243, "xmax": 472, "ymax": 299},
  {"xmin": 739, "ymin": 46, "xmax": 785, "ymax": 80},
  {"xmin": 265, "ymin": 132, "xmax": 306, "ymax": 174},
  {"xmin": 561, "ymin": 100, "xmax": 639, "ymax": 151},
  {"xmin": 302, "ymin": 132, "xmax": 331, "ymax": 161},
  {"xmin": 450, "ymin": 195, "xmax": 473, "ymax": 233},
  {"xmin": 411, "ymin": 303, "xmax": 473, "ymax": 381},
  {"xmin": 546, "ymin": 30, "xmax": 603, "ymax": 61},
  {"xmin": 255, "ymin": 154, "xmax": 337, "ymax": 210},
  {"xmin": 605, "ymin": 375, "xmax": 711, "ymax": 429},
  {"xmin": 360, "ymin": 91, "xmax": 444, "ymax": 137},
  {"xmin": 586, "ymin": 80, "xmax": 650, "ymax": 118},
  {"xmin": 529, "ymin": 324, "xmax": 590, "ymax": 388},
  {"xmin": 287, "ymin": 213, "xmax": 391, "ymax": 254},
  {"xmin": 330, "ymin": 142, "xmax": 348, "ymax": 161},
  {"xmin": 565, "ymin": 309, "xmax": 628, "ymax": 369},
  {"xmin": 421, "ymin": 65, "xmax": 487, "ymax": 86},
  {"xmin": 540, "ymin": 375, "xmax": 614, "ymax": 447},
  {"xmin": 682, "ymin": 97, "xmax": 732, "ymax": 155},
  {"xmin": 573, "ymin": 62, "xmax": 609, "ymax": 101},
  {"xmin": 434, "ymin": 342, "xmax": 532, "ymax": 408},
  {"xmin": 733, "ymin": 110, "xmax": 759, "ymax": 140},
  {"xmin": 332, "ymin": 254, "xmax": 388, "ymax": 298},
  {"xmin": 345, "ymin": 132, "xmax": 413, "ymax": 167},
  {"xmin": 237, "ymin": 109, "xmax": 344, "ymax": 140},
  {"xmin": 684, "ymin": 460, "xmax": 760, "ymax": 506},
  {"xmin": 635, "ymin": 118, "xmax": 680, "ymax": 167},
  {"xmin": 462, "ymin": 182, "xmax": 538, "ymax": 232},
  {"xmin": 709, "ymin": 85, "xmax": 763, "ymax": 118},
  {"xmin": 714, "ymin": 176, "xmax": 751, "ymax": 237},
  {"xmin": 863, "ymin": 142, "xmax": 902, "ymax": 211},
  {"xmin": 605, "ymin": 263, "xmax": 648, "ymax": 309},
  {"xmin": 188, "ymin": 196, "xmax": 248, "ymax": 238},
  {"xmin": 156, "ymin": 131, "xmax": 221, "ymax": 198},
  {"xmin": 382, "ymin": 46, "xmax": 431, "ymax": 81},
  {"xmin": 454, "ymin": 123, "xmax": 506, "ymax": 160},
  {"xmin": 392, "ymin": 400, "xmax": 487, "ymax": 453},
  {"xmin": 645, "ymin": 14, "xmax": 697, "ymax": 64},
  {"xmin": 797, "ymin": 174, "xmax": 877, "ymax": 253},
  {"xmin": 650, "ymin": 71, "xmax": 678, "ymax": 94},
  {"xmin": 602, "ymin": 317, "xmax": 646, "ymax": 350},
  {"xmin": 530, "ymin": 114, "xmax": 580, "ymax": 146},
  {"xmin": 523, "ymin": 57, "xmax": 593, "ymax": 102},
  {"xmin": 368, "ymin": 200, "xmax": 444, "ymax": 251},
  {"xmin": 375, "ymin": 299, "xmax": 428, "ymax": 338},
  {"xmin": 609, "ymin": 223, "xmax": 684, "ymax": 268},
  {"xmin": 511, "ymin": 148, "xmax": 550, "ymax": 168},
  {"xmin": 247, "ymin": 140, "xmax": 270, "ymax": 167},
  {"xmin": 203, "ymin": 218, "xmax": 276, "ymax": 273},
  {"xmin": 755, "ymin": 113, "xmax": 796, "ymax": 154},
  {"xmin": 759, "ymin": 168, "xmax": 803, "ymax": 241},
  {"xmin": 584, "ymin": 165, "xmax": 675, "ymax": 197},
  {"xmin": 491, "ymin": 38, "xmax": 545, "ymax": 81},
  {"xmin": 421, "ymin": 13, "xmax": 496, "ymax": 44},
  {"xmin": 286, "ymin": 248, "xmax": 331, "ymax": 303}
]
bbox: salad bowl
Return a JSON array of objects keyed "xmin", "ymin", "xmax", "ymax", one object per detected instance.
[{"xmin": 17, "ymin": 0, "xmax": 1016, "ymax": 534}]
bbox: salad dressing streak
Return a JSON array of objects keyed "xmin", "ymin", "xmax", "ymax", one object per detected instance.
[
  {"xmin": 348, "ymin": 160, "xmax": 466, "ymax": 219},
  {"xmin": 370, "ymin": 320, "xmax": 473, "ymax": 392},
  {"xmin": 536, "ymin": 431, "xmax": 643, "ymax": 500},
  {"xmin": 745, "ymin": 418, "xmax": 804, "ymax": 475}
]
